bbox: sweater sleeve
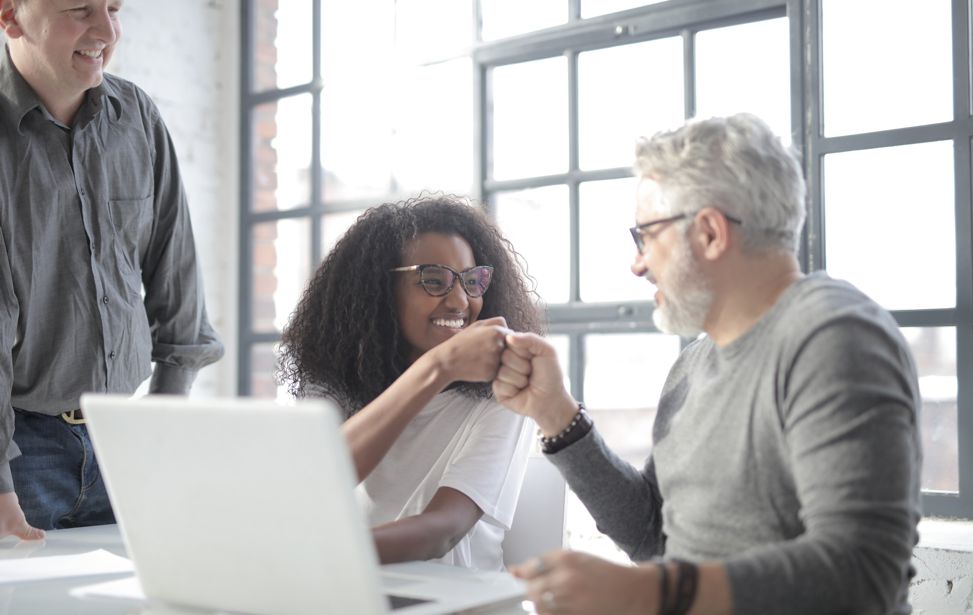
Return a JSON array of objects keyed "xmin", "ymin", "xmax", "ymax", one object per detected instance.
[
  {"xmin": 546, "ymin": 426, "xmax": 666, "ymax": 561},
  {"xmin": 724, "ymin": 312, "xmax": 921, "ymax": 615}
]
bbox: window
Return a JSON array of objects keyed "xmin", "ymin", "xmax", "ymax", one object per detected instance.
[
  {"xmin": 240, "ymin": 0, "xmax": 973, "ymax": 539},
  {"xmin": 809, "ymin": 0, "xmax": 971, "ymax": 515},
  {"xmin": 479, "ymin": 0, "xmax": 796, "ymax": 555},
  {"xmin": 239, "ymin": 0, "xmax": 475, "ymax": 399}
]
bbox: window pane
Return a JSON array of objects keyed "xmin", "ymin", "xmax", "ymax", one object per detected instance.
[
  {"xmin": 396, "ymin": 0, "xmax": 473, "ymax": 60},
  {"xmin": 579, "ymin": 178, "xmax": 649, "ymax": 302},
  {"xmin": 252, "ymin": 218, "xmax": 312, "ymax": 334},
  {"xmin": 480, "ymin": 0, "xmax": 565, "ymax": 41},
  {"xmin": 695, "ymin": 18, "xmax": 791, "ymax": 143},
  {"xmin": 492, "ymin": 58, "xmax": 568, "ymax": 180},
  {"xmin": 821, "ymin": 0, "xmax": 952, "ymax": 136},
  {"xmin": 320, "ymin": 210, "xmax": 365, "ymax": 258},
  {"xmin": 321, "ymin": 0, "xmax": 396, "ymax": 201},
  {"xmin": 581, "ymin": 0, "xmax": 666, "ymax": 19},
  {"xmin": 253, "ymin": 1, "xmax": 313, "ymax": 91},
  {"xmin": 583, "ymin": 333, "xmax": 682, "ymax": 466},
  {"xmin": 252, "ymin": 95, "xmax": 313, "ymax": 212},
  {"xmin": 824, "ymin": 141, "xmax": 955, "ymax": 310},
  {"xmin": 394, "ymin": 58, "xmax": 474, "ymax": 195},
  {"xmin": 564, "ymin": 488, "xmax": 631, "ymax": 563},
  {"xmin": 250, "ymin": 343, "xmax": 287, "ymax": 400},
  {"xmin": 566, "ymin": 332, "xmax": 681, "ymax": 562},
  {"xmin": 493, "ymin": 186, "xmax": 570, "ymax": 304},
  {"xmin": 902, "ymin": 327, "xmax": 958, "ymax": 493},
  {"xmin": 578, "ymin": 38, "xmax": 684, "ymax": 170}
]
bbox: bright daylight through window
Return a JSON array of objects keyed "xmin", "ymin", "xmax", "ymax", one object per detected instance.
[{"xmin": 240, "ymin": 0, "xmax": 973, "ymax": 535}]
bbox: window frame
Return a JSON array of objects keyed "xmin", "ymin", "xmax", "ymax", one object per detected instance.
[{"xmin": 239, "ymin": 0, "xmax": 973, "ymax": 518}]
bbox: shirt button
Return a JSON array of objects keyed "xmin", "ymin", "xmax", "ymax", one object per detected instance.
[
  {"xmin": 109, "ymin": 351, "xmax": 116, "ymax": 359},
  {"xmin": 79, "ymin": 189, "xmax": 85, "ymax": 196},
  {"xmin": 102, "ymin": 295, "xmax": 109, "ymax": 304}
]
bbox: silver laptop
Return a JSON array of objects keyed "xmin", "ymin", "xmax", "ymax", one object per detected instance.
[{"xmin": 80, "ymin": 394, "xmax": 526, "ymax": 615}]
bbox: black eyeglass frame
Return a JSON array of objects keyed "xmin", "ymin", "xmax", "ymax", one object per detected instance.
[
  {"xmin": 629, "ymin": 210, "xmax": 743, "ymax": 253},
  {"xmin": 389, "ymin": 264, "xmax": 495, "ymax": 298}
]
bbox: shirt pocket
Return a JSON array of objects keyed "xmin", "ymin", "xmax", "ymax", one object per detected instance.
[{"xmin": 107, "ymin": 195, "xmax": 153, "ymax": 297}]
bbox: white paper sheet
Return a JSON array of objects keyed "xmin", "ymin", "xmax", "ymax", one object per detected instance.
[
  {"xmin": 69, "ymin": 575, "xmax": 145, "ymax": 601},
  {"xmin": 0, "ymin": 549, "xmax": 134, "ymax": 584}
]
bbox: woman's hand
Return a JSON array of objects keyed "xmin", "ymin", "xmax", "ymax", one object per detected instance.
[{"xmin": 426, "ymin": 316, "xmax": 511, "ymax": 384}]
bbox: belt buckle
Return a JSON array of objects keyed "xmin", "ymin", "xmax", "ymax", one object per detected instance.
[{"xmin": 61, "ymin": 409, "xmax": 86, "ymax": 425}]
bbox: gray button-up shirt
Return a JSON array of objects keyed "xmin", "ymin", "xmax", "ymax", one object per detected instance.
[{"xmin": 0, "ymin": 46, "xmax": 224, "ymax": 491}]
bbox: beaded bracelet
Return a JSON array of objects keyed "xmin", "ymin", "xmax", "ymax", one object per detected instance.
[{"xmin": 539, "ymin": 402, "xmax": 592, "ymax": 454}]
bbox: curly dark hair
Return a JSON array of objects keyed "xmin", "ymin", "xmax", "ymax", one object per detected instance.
[{"xmin": 277, "ymin": 194, "xmax": 544, "ymax": 417}]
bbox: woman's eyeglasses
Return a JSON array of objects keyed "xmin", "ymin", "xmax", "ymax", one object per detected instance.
[{"xmin": 390, "ymin": 264, "xmax": 494, "ymax": 298}]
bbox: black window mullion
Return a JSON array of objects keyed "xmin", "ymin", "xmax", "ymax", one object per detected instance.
[
  {"xmin": 310, "ymin": 0, "xmax": 323, "ymax": 267},
  {"xmin": 568, "ymin": 49, "xmax": 580, "ymax": 304},
  {"xmin": 683, "ymin": 28, "xmax": 696, "ymax": 120},
  {"xmin": 238, "ymin": 0, "xmax": 256, "ymax": 395},
  {"xmin": 804, "ymin": 0, "xmax": 824, "ymax": 273}
]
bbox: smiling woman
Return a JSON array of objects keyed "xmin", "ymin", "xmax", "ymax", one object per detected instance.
[{"xmin": 277, "ymin": 193, "xmax": 544, "ymax": 570}]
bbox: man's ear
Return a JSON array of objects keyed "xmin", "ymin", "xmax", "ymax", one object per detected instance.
[
  {"xmin": 691, "ymin": 207, "xmax": 733, "ymax": 262},
  {"xmin": 0, "ymin": 1, "xmax": 24, "ymax": 39}
]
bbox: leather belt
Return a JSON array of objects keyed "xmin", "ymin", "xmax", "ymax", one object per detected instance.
[{"xmin": 60, "ymin": 409, "xmax": 86, "ymax": 425}]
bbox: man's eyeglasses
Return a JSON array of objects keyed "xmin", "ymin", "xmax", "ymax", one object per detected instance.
[
  {"xmin": 390, "ymin": 264, "xmax": 494, "ymax": 298},
  {"xmin": 629, "ymin": 210, "xmax": 743, "ymax": 253}
]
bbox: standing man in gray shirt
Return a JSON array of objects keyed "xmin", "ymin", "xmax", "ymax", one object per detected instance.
[
  {"xmin": 494, "ymin": 113, "xmax": 921, "ymax": 614},
  {"xmin": 0, "ymin": 0, "xmax": 223, "ymax": 539}
]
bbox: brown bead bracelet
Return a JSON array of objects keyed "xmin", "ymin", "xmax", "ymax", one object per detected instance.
[{"xmin": 539, "ymin": 402, "xmax": 592, "ymax": 454}]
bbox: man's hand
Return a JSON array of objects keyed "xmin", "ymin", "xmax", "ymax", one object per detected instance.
[
  {"xmin": 511, "ymin": 550, "xmax": 656, "ymax": 615},
  {"xmin": 0, "ymin": 491, "xmax": 45, "ymax": 541},
  {"xmin": 492, "ymin": 332, "xmax": 579, "ymax": 436}
]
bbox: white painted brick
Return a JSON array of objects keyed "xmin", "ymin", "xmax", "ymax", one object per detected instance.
[
  {"xmin": 110, "ymin": 0, "xmax": 240, "ymax": 398},
  {"xmin": 912, "ymin": 548, "xmax": 973, "ymax": 614}
]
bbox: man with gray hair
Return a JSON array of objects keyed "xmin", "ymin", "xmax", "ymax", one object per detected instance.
[{"xmin": 494, "ymin": 113, "xmax": 921, "ymax": 614}]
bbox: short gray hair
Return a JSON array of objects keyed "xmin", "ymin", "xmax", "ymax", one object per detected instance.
[{"xmin": 634, "ymin": 113, "xmax": 806, "ymax": 253}]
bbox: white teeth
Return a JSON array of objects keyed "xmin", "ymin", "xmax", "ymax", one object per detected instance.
[
  {"xmin": 78, "ymin": 50, "xmax": 102, "ymax": 58},
  {"xmin": 433, "ymin": 318, "xmax": 465, "ymax": 328}
]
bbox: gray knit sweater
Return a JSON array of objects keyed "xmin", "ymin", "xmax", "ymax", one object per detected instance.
[{"xmin": 548, "ymin": 272, "xmax": 921, "ymax": 614}]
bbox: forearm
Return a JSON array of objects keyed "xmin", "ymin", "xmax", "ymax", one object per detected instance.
[
  {"xmin": 689, "ymin": 563, "xmax": 732, "ymax": 615},
  {"xmin": 547, "ymin": 427, "xmax": 664, "ymax": 560},
  {"xmin": 721, "ymin": 517, "xmax": 915, "ymax": 615},
  {"xmin": 372, "ymin": 514, "xmax": 465, "ymax": 564},
  {"xmin": 371, "ymin": 487, "xmax": 483, "ymax": 564},
  {"xmin": 342, "ymin": 352, "xmax": 452, "ymax": 481},
  {"xmin": 653, "ymin": 561, "xmax": 731, "ymax": 615},
  {"xmin": 148, "ymin": 363, "xmax": 196, "ymax": 395}
]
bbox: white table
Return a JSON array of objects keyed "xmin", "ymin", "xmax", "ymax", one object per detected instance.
[{"xmin": 0, "ymin": 525, "xmax": 530, "ymax": 614}]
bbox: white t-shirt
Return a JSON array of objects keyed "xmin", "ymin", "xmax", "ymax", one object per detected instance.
[{"xmin": 357, "ymin": 390, "xmax": 533, "ymax": 571}]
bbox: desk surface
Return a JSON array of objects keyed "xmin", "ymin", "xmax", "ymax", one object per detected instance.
[{"xmin": 0, "ymin": 525, "xmax": 530, "ymax": 615}]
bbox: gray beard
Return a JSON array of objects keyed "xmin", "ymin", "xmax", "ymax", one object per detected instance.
[{"xmin": 652, "ymin": 241, "xmax": 713, "ymax": 338}]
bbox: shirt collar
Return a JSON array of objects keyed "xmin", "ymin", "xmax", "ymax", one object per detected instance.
[{"xmin": 0, "ymin": 44, "xmax": 122, "ymax": 133}]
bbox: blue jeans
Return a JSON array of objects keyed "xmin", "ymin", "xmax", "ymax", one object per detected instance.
[{"xmin": 10, "ymin": 409, "xmax": 115, "ymax": 530}]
